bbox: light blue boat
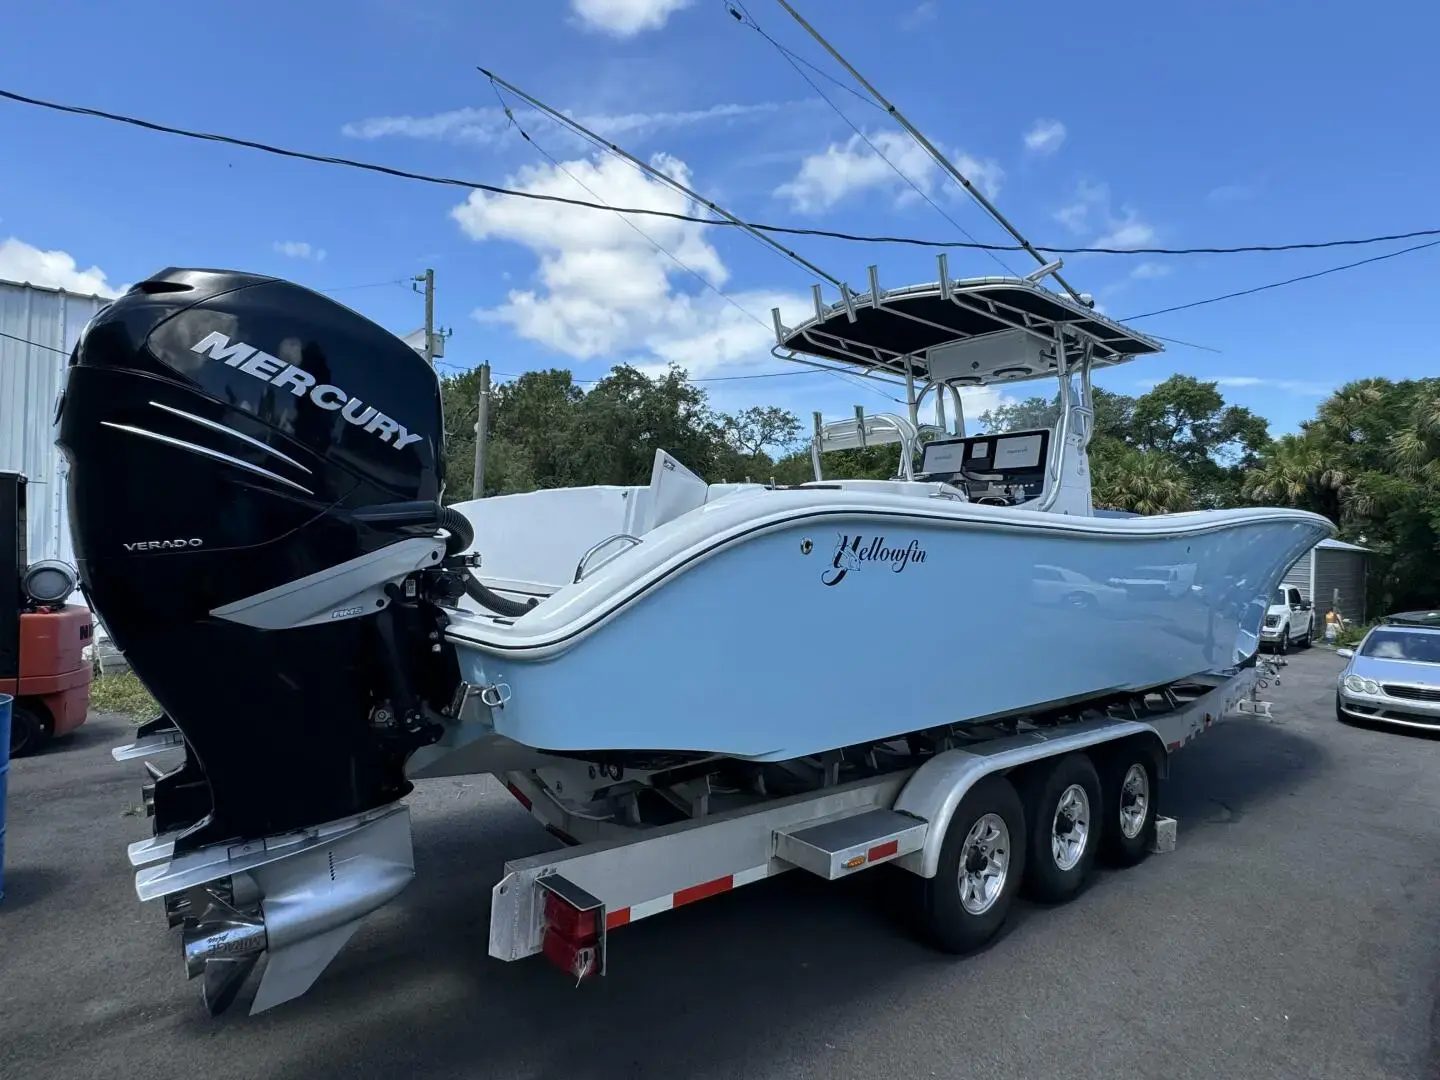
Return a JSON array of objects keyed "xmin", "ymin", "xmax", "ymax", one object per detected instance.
[{"xmin": 435, "ymin": 273, "xmax": 1333, "ymax": 770}]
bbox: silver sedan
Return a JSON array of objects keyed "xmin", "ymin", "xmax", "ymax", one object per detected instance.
[{"xmin": 1335, "ymin": 614, "xmax": 1440, "ymax": 731}]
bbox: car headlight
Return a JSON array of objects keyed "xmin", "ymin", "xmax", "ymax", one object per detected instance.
[{"xmin": 1343, "ymin": 675, "xmax": 1381, "ymax": 694}]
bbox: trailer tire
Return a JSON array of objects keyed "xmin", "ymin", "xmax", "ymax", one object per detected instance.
[
  {"xmin": 919, "ymin": 773, "xmax": 1026, "ymax": 955},
  {"xmin": 1019, "ymin": 753, "xmax": 1102, "ymax": 903},
  {"xmin": 1097, "ymin": 745, "xmax": 1160, "ymax": 868}
]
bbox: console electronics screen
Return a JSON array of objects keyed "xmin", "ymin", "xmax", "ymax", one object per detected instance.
[
  {"xmin": 992, "ymin": 433, "xmax": 1045, "ymax": 470},
  {"xmin": 919, "ymin": 440, "xmax": 967, "ymax": 473},
  {"xmin": 919, "ymin": 430, "xmax": 1050, "ymax": 478}
]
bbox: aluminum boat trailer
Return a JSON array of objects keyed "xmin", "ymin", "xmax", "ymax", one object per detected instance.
[{"xmin": 113, "ymin": 661, "xmax": 1272, "ymax": 1017}]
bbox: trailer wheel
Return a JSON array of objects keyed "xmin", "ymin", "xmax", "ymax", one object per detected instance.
[
  {"xmin": 1097, "ymin": 746, "xmax": 1159, "ymax": 868},
  {"xmin": 1019, "ymin": 753, "xmax": 1102, "ymax": 903},
  {"xmin": 919, "ymin": 774, "xmax": 1026, "ymax": 954}
]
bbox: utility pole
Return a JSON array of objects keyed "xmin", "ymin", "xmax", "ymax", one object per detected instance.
[
  {"xmin": 410, "ymin": 269, "xmax": 450, "ymax": 367},
  {"xmin": 472, "ymin": 362, "xmax": 490, "ymax": 500}
]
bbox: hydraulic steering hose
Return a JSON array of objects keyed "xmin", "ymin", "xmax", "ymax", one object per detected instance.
[{"xmin": 436, "ymin": 504, "xmax": 538, "ymax": 619}]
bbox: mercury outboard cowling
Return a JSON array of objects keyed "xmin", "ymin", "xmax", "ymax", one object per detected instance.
[{"xmin": 56, "ymin": 268, "xmax": 467, "ymax": 853}]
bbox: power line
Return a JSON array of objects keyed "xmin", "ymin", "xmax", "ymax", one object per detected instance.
[
  {"xmin": 1123, "ymin": 238, "xmax": 1440, "ymax": 321},
  {"xmin": 321, "ymin": 278, "xmax": 412, "ymax": 292},
  {"xmin": 0, "ymin": 278, "xmax": 412, "ymax": 356},
  {"xmin": 489, "ymin": 81, "xmax": 776, "ymax": 335},
  {"xmin": 4, "ymin": 86, "xmax": 1438, "ymax": 259},
  {"xmin": 0, "ymin": 328, "xmax": 67, "ymax": 353},
  {"xmin": 484, "ymin": 81, "xmax": 894, "ymax": 406},
  {"xmin": 0, "ymin": 326, "xmax": 850, "ymax": 387},
  {"xmin": 10, "ymin": 235, "xmax": 1437, "ymax": 373}
]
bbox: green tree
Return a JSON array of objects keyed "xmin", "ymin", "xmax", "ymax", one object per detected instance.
[
  {"xmin": 1242, "ymin": 432, "xmax": 1348, "ymax": 521},
  {"xmin": 1091, "ymin": 386, "xmax": 1137, "ymax": 443},
  {"xmin": 439, "ymin": 362, "xmax": 760, "ymax": 500},
  {"xmin": 1243, "ymin": 377, "xmax": 1440, "ymax": 614},
  {"xmin": 720, "ymin": 405, "xmax": 802, "ymax": 458},
  {"xmin": 568, "ymin": 364, "xmax": 738, "ymax": 485},
  {"xmin": 976, "ymin": 394, "xmax": 1060, "ymax": 433},
  {"xmin": 440, "ymin": 367, "xmax": 586, "ymax": 500},
  {"xmin": 1125, "ymin": 375, "xmax": 1269, "ymax": 508},
  {"xmin": 1092, "ymin": 444, "xmax": 1192, "ymax": 514}
]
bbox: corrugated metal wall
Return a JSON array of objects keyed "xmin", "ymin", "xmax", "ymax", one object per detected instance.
[
  {"xmin": 0, "ymin": 278, "xmax": 113, "ymax": 573},
  {"xmin": 1316, "ymin": 548, "xmax": 1368, "ymax": 624},
  {"xmin": 1282, "ymin": 551, "xmax": 1311, "ymax": 593}
]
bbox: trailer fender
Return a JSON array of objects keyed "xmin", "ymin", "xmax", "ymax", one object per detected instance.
[{"xmin": 891, "ymin": 718, "xmax": 1165, "ymax": 879}]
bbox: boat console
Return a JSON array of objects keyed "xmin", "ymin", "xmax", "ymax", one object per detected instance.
[{"xmin": 916, "ymin": 428, "xmax": 1052, "ymax": 506}]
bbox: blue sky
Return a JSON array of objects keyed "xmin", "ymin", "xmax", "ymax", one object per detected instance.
[{"xmin": 3, "ymin": 0, "xmax": 1436, "ymax": 439}]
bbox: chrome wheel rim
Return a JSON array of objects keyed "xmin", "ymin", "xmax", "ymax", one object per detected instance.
[
  {"xmin": 958, "ymin": 812, "xmax": 1011, "ymax": 915},
  {"xmin": 1118, "ymin": 763, "xmax": 1150, "ymax": 839},
  {"xmin": 1051, "ymin": 783, "xmax": 1091, "ymax": 871}
]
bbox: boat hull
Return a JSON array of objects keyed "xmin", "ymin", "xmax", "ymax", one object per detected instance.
[{"xmin": 443, "ymin": 499, "xmax": 1331, "ymax": 762}]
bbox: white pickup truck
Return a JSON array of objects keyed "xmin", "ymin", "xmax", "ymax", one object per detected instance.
[{"xmin": 1261, "ymin": 584, "xmax": 1315, "ymax": 653}]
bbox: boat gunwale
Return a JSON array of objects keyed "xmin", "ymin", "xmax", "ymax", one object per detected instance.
[{"xmin": 446, "ymin": 491, "xmax": 1334, "ymax": 659}]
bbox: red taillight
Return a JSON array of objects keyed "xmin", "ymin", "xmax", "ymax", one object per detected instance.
[
  {"xmin": 544, "ymin": 890, "xmax": 597, "ymax": 940},
  {"xmin": 541, "ymin": 889, "xmax": 600, "ymax": 981}
]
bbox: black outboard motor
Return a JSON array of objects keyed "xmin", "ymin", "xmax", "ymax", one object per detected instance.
[{"xmin": 55, "ymin": 268, "xmax": 472, "ymax": 854}]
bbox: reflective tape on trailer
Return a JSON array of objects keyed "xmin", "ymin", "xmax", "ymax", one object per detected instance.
[{"xmin": 603, "ymin": 864, "xmax": 776, "ymax": 930}]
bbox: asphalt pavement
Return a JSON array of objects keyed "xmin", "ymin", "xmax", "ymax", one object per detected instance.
[{"xmin": 2, "ymin": 646, "xmax": 1437, "ymax": 1080}]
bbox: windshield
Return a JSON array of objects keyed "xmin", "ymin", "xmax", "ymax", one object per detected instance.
[
  {"xmin": 973, "ymin": 377, "xmax": 1077, "ymax": 437},
  {"xmin": 1359, "ymin": 628, "xmax": 1440, "ymax": 664},
  {"xmin": 1273, "ymin": 588, "xmax": 1287, "ymax": 606}
]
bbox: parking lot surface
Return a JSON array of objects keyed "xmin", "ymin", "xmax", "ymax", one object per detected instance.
[{"xmin": 2, "ymin": 646, "xmax": 1437, "ymax": 1080}]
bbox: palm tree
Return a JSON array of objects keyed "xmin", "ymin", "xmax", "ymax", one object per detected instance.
[
  {"xmin": 1242, "ymin": 433, "xmax": 1347, "ymax": 519},
  {"xmin": 1307, "ymin": 379, "xmax": 1389, "ymax": 449},
  {"xmin": 1387, "ymin": 384, "xmax": 1440, "ymax": 483},
  {"xmin": 1094, "ymin": 447, "xmax": 1192, "ymax": 514}
]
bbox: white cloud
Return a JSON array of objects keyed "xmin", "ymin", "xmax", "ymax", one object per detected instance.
[
  {"xmin": 1023, "ymin": 119, "xmax": 1066, "ymax": 155},
  {"xmin": 1053, "ymin": 181, "xmax": 1155, "ymax": 250},
  {"xmin": 453, "ymin": 150, "xmax": 810, "ymax": 379},
  {"xmin": 1129, "ymin": 261, "xmax": 1170, "ymax": 280},
  {"xmin": 1212, "ymin": 376, "xmax": 1331, "ymax": 396},
  {"xmin": 776, "ymin": 129, "xmax": 1003, "ymax": 214},
  {"xmin": 959, "ymin": 385, "xmax": 1022, "ymax": 428},
  {"xmin": 0, "ymin": 236, "xmax": 117, "ymax": 296},
  {"xmin": 1053, "ymin": 180, "xmax": 1107, "ymax": 234},
  {"xmin": 1053, "ymin": 202, "xmax": 1090, "ymax": 233},
  {"xmin": 1135, "ymin": 375, "xmax": 1331, "ymax": 397},
  {"xmin": 1094, "ymin": 214, "xmax": 1155, "ymax": 251},
  {"xmin": 902, "ymin": 1, "xmax": 938, "ymax": 29},
  {"xmin": 273, "ymin": 240, "xmax": 326, "ymax": 262},
  {"xmin": 341, "ymin": 99, "xmax": 791, "ymax": 150},
  {"xmin": 570, "ymin": 0, "xmax": 693, "ymax": 37}
]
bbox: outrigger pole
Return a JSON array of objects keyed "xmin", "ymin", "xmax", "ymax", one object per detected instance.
[
  {"xmin": 478, "ymin": 67, "xmax": 852, "ymax": 300},
  {"xmin": 769, "ymin": 0, "xmax": 1087, "ymax": 308},
  {"xmin": 476, "ymin": 66, "xmax": 913, "ymax": 388}
]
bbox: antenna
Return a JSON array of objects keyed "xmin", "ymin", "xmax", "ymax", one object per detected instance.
[
  {"xmin": 770, "ymin": 0, "xmax": 1088, "ymax": 306},
  {"xmin": 477, "ymin": 67, "xmax": 852, "ymax": 297}
]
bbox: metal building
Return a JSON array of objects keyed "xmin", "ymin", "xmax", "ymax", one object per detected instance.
[
  {"xmin": 0, "ymin": 276, "xmax": 114, "ymax": 580},
  {"xmin": 1282, "ymin": 537, "xmax": 1371, "ymax": 624}
]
